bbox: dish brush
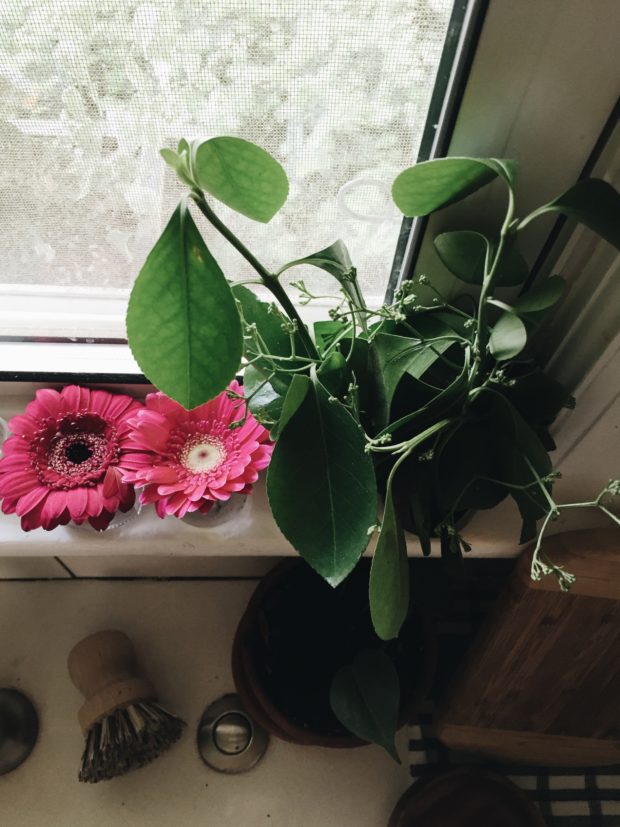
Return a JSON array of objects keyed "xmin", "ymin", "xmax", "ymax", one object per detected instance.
[{"xmin": 68, "ymin": 630, "xmax": 185, "ymax": 783}]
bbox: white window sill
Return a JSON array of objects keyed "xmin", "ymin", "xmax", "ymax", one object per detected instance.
[
  {"xmin": 0, "ymin": 475, "xmax": 609, "ymax": 562},
  {"xmin": 0, "ymin": 334, "xmax": 617, "ymax": 564}
]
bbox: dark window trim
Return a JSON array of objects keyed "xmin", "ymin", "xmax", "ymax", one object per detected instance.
[{"xmin": 385, "ymin": 0, "xmax": 489, "ymax": 304}]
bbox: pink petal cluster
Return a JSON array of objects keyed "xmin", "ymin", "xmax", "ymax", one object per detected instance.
[
  {"xmin": 123, "ymin": 381, "xmax": 274, "ymax": 519},
  {"xmin": 0, "ymin": 386, "xmax": 143, "ymax": 531}
]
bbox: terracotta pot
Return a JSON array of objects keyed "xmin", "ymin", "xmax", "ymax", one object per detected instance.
[{"xmin": 232, "ymin": 559, "xmax": 436, "ymax": 748}]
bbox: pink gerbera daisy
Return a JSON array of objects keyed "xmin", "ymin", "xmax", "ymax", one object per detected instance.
[
  {"xmin": 123, "ymin": 381, "xmax": 274, "ymax": 519},
  {"xmin": 0, "ymin": 386, "xmax": 143, "ymax": 531}
]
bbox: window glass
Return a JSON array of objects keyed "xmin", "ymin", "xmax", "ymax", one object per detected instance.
[{"xmin": 0, "ymin": 0, "xmax": 453, "ymax": 306}]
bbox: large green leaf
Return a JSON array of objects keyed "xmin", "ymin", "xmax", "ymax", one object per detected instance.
[
  {"xmin": 489, "ymin": 312, "xmax": 527, "ymax": 361},
  {"xmin": 232, "ymin": 284, "xmax": 303, "ymax": 392},
  {"xmin": 194, "ymin": 137, "xmax": 288, "ymax": 223},
  {"xmin": 392, "ymin": 157, "xmax": 511, "ymax": 217},
  {"xmin": 373, "ymin": 332, "xmax": 454, "ymax": 411},
  {"xmin": 433, "ymin": 231, "xmax": 528, "ymax": 286},
  {"xmin": 314, "ymin": 320, "xmax": 347, "ymax": 354},
  {"xmin": 277, "ymin": 239, "xmax": 353, "ymax": 280},
  {"xmin": 476, "ymin": 389, "xmax": 552, "ymax": 540},
  {"xmin": 532, "ymin": 178, "xmax": 620, "ymax": 250},
  {"xmin": 270, "ymin": 373, "xmax": 310, "ymax": 440},
  {"xmin": 437, "ymin": 423, "xmax": 508, "ymax": 512},
  {"xmin": 513, "ymin": 275, "xmax": 566, "ymax": 313},
  {"xmin": 127, "ymin": 202, "xmax": 242, "ymax": 409},
  {"xmin": 369, "ymin": 488, "xmax": 409, "ymax": 641},
  {"xmin": 242, "ymin": 365, "xmax": 284, "ymax": 428},
  {"xmin": 434, "ymin": 231, "xmax": 488, "ymax": 284},
  {"xmin": 330, "ymin": 649, "xmax": 401, "ymax": 762},
  {"xmin": 267, "ymin": 377, "xmax": 377, "ymax": 586},
  {"xmin": 378, "ymin": 360, "xmax": 469, "ymax": 442},
  {"xmin": 485, "ymin": 391, "xmax": 552, "ymax": 478},
  {"xmin": 317, "ymin": 350, "xmax": 348, "ymax": 398}
]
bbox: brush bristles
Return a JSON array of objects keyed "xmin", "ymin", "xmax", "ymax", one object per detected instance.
[{"xmin": 79, "ymin": 701, "xmax": 185, "ymax": 783}]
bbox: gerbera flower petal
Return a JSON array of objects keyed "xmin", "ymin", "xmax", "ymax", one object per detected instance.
[
  {"xmin": 41, "ymin": 491, "xmax": 69, "ymax": 530},
  {"xmin": 88, "ymin": 510, "xmax": 114, "ymax": 531},
  {"xmin": 21, "ymin": 497, "xmax": 49, "ymax": 532},
  {"xmin": 125, "ymin": 384, "xmax": 274, "ymax": 518},
  {"xmin": 7, "ymin": 415, "xmax": 37, "ymax": 438},
  {"xmin": 34, "ymin": 388, "xmax": 63, "ymax": 418},
  {"xmin": 66, "ymin": 487, "xmax": 89, "ymax": 521},
  {"xmin": 61, "ymin": 385, "xmax": 91, "ymax": 412},
  {"xmin": 0, "ymin": 385, "xmax": 144, "ymax": 531},
  {"xmin": 14, "ymin": 486, "xmax": 49, "ymax": 518}
]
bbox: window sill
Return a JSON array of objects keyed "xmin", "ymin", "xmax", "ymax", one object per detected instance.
[{"xmin": 0, "ymin": 475, "xmax": 607, "ymax": 562}]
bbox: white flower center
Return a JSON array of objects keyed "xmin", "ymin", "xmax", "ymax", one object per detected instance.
[{"xmin": 181, "ymin": 436, "xmax": 225, "ymax": 474}]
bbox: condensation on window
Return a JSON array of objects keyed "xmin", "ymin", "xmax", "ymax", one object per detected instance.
[{"xmin": 0, "ymin": 1, "xmax": 453, "ymax": 301}]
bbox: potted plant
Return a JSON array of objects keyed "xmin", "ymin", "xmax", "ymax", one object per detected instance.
[
  {"xmin": 126, "ymin": 137, "xmax": 620, "ymax": 757},
  {"xmin": 231, "ymin": 558, "xmax": 435, "ymax": 758}
]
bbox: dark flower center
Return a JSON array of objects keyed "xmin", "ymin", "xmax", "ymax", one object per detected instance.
[
  {"xmin": 31, "ymin": 412, "xmax": 120, "ymax": 489},
  {"xmin": 65, "ymin": 442, "xmax": 93, "ymax": 465}
]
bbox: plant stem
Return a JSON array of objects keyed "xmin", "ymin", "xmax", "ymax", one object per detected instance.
[
  {"xmin": 368, "ymin": 417, "xmax": 455, "ymax": 454},
  {"xmin": 191, "ymin": 191, "xmax": 319, "ymax": 359},
  {"xmin": 474, "ymin": 185, "xmax": 516, "ymax": 372}
]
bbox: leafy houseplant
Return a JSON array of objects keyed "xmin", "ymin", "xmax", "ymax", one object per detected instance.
[{"xmin": 127, "ymin": 137, "xmax": 620, "ymax": 754}]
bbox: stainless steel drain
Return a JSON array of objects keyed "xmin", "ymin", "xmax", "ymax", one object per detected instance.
[
  {"xmin": 0, "ymin": 688, "xmax": 38, "ymax": 776},
  {"xmin": 197, "ymin": 693, "xmax": 268, "ymax": 773}
]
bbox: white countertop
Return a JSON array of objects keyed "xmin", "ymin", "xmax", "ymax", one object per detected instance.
[{"xmin": 0, "ymin": 579, "xmax": 410, "ymax": 827}]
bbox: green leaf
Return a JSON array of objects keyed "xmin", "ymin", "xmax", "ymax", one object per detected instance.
[
  {"xmin": 541, "ymin": 179, "xmax": 620, "ymax": 250},
  {"xmin": 373, "ymin": 331, "xmax": 454, "ymax": 410},
  {"xmin": 160, "ymin": 146, "xmax": 194, "ymax": 187},
  {"xmin": 277, "ymin": 239, "xmax": 353, "ymax": 279},
  {"xmin": 232, "ymin": 284, "xmax": 303, "ymax": 392},
  {"xmin": 491, "ymin": 392, "xmax": 552, "ymax": 477},
  {"xmin": 484, "ymin": 158, "xmax": 518, "ymax": 187},
  {"xmin": 494, "ymin": 241, "xmax": 529, "ymax": 287},
  {"xmin": 489, "ymin": 312, "xmax": 527, "ymax": 361},
  {"xmin": 314, "ymin": 320, "xmax": 346, "ymax": 354},
  {"xmin": 160, "ymin": 147, "xmax": 182, "ymax": 170},
  {"xmin": 433, "ymin": 231, "xmax": 527, "ymax": 286},
  {"xmin": 437, "ymin": 424, "xmax": 509, "ymax": 512},
  {"xmin": 369, "ymin": 488, "xmax": 409, "ymax": 641},
  {"xmin": 267, "ymin": 377, "xmax": 377, "ymax": 586},
  {"xmin": 317, "ymin": 350, "xmax": 347, "ymax": 398},
  {"xmin": 513, "ymin": 275, "xmax": 566, "ymax": 313},
  {"xmin": 501, "ymin": 368, "xmax": 571, "ymax": 427},
  {"xmin": 194, "ymin": 136, "xmax": 289, "ymax": 223},
  {"xmin": 243, "ymin": 365, "xmax": 283, "ymax": 428},
  {"xmin": 392, "ymin": 157, "xmax": 511, "ymax": 217},
  {"xmin": 378, "ymin": 360, "xmax": 469, "ymax": 441},
  {"xmin": 474, "ymin": 389, "xmax": 553, "ymax": 540},
  {"xmin": 232, "ymin": 284, "xmax": 289, "ymax": 354},
  {"xmin": 434, "ymin": 231, "xmax": 488, "ymax": 284},
  {"xmin": 127, "ymin": 202, "xmax": 242, "ymax": 409},
  {"xmin": 270, "ymin": 374, "xmax": 309, "ymax": 440},
  {"xmin": 330, "ymin": 649, "xmax": 401, "ymax": 762}
]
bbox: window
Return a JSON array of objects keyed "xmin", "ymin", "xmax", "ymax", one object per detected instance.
[{"xmin": 0, "ymin": 0, "xmax": 455, "ymax": 342}]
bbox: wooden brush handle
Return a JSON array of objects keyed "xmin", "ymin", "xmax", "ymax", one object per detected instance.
[{"xmin": 68, "ymin": 631, "xmax": 155, "ymax": 733}]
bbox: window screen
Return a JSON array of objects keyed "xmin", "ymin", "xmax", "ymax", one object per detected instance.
[{"xmin": 0, "ymin": 1, "xmax": 453, "ymax": 307}]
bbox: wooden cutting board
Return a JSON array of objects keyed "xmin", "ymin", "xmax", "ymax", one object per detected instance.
[
  {"xmin": 436, "ymin": 528, "xmax": 620, "ymax": 766},
  {"xmin": 387, "ymin": 768, "xmax": 546, "ymax": 827}
]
